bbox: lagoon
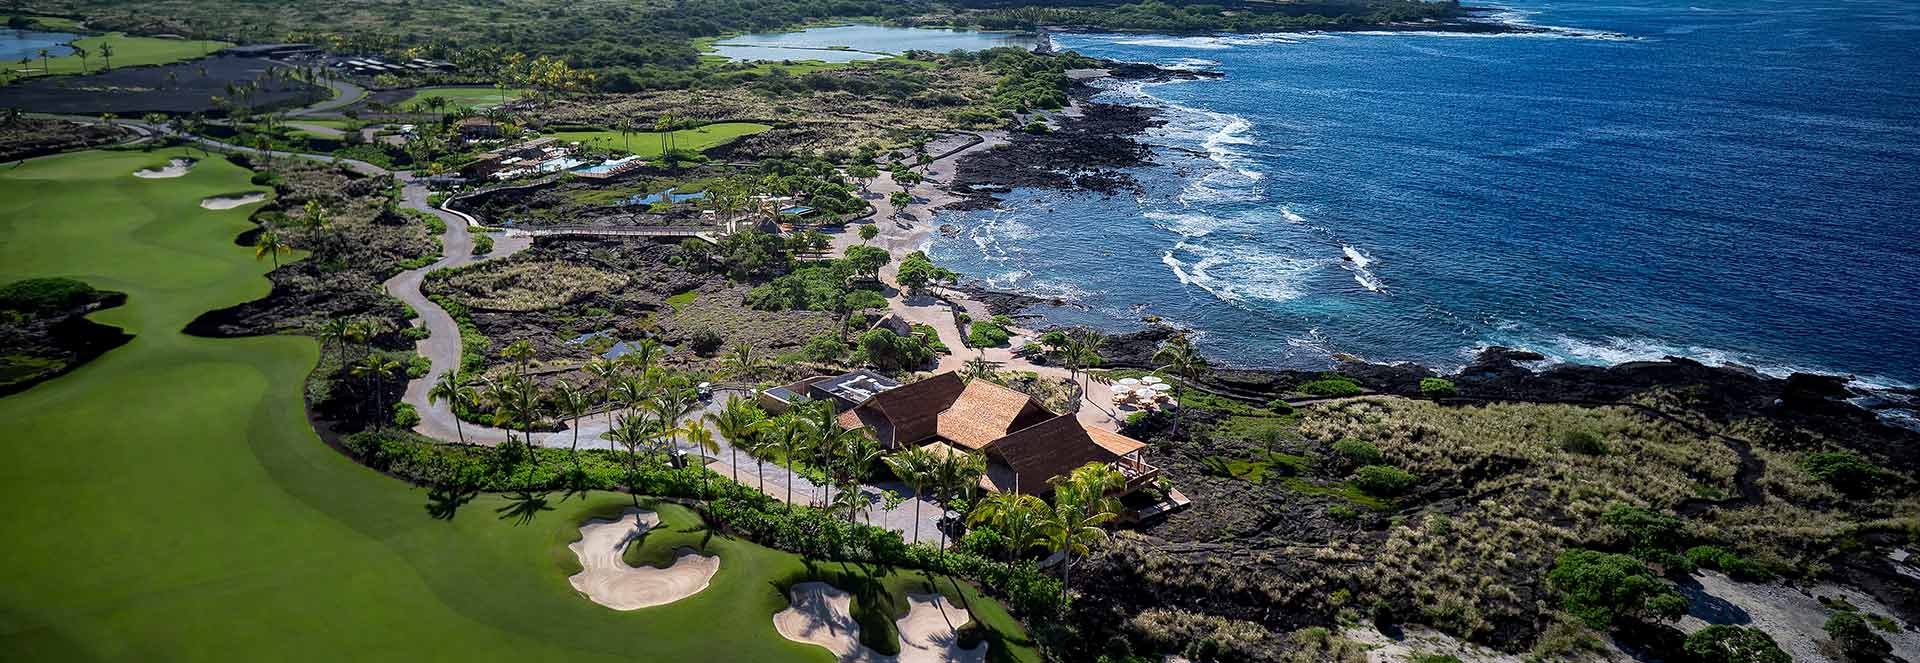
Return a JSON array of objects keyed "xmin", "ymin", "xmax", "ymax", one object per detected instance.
[{"xmin": 2, "ymin": 27, "xmax": 77, "ymax": 64}]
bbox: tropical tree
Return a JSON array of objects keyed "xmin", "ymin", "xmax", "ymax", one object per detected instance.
[
  {"xmin": 771, "ymin": 415, "xmax": 811, "ymax": 508},
  {"xmin": 547, "ymin": 379, "xmax": 591, "ymax": 470},
  {"xmin": 314, "ymin": 317, "xmax": 355, "ymax": 370},
  {"xmin": 605, "ymin": 412, "xmax": 654, "ymax": 507},
  {"xmin": 848, "ymin": 164, "xmax": 879, "ymax": 196},
  {"xmin": 618, "ymin": 337, "xmax": 665, "ymax": 376},
  {"xmin": 885, "ymin": 447, "xmax": 939, "ymax": 543},
  {"xmin": 583, "ymin": 356, "xmax": 624, "ymax": 428},
  {"xmin": 1044, "ymin": 462, "xmax": 1126, "ymax": 586},
  {"xmin": 253, "ymin": 225, "xmax": 292, "ymax": 268},
  {"xmin": 858, "ymin": 224, "xmax": 880, "ymax": 244},
  {"xmin": 487, "ymin": 375, "xmax": 547, "ymax": 488},
  {"xmin": 37, "ymin": 49, "xmax": 48, "ymax": 76},
  {"xmin": 725, "ymin": 343, "xmax": 767, "ymax": 381},
  {"xmin": 427, "ymin": 368, "xmax": 478, "ymax": 445},
  {"xmin": 938, "ymin": 450, "xmax": 988, "ymax": 549},
  {"xmin": 682, "ymin": 420, "xmax": 718, "ymax": 498},
  {"xmin": 1153, "ymin": 334, "xmax": 1210, "ymax": 435},
  {"xmin": 654, "ymin": 114, "xmax": 674, "ymax": 156},
  {"xmin": 501, "ymin": 339, "xmax": 534, "ymax": 379},
  {"xmin": 968, "ymin": 492, "xmax": 1051, "ymax": 563},
  {"xmin": 99, "ymin": 42, "xmax": 113, "ymax": 71},
  {"xmin": 351, "ymin": 353, "xmax": 404, "ymax": 425},
  {"xmin": 71, "ymin": 44, "xmax": 88, "ymax": 73},
  {"xmin": 888, "ymin": 190, "xmax": 912, "ymax": 221},
  {"xmin": 963, "ymin": 354, "xmax": 1000, "ymax": 383},
  {"xmin": 842, "ymin": 434, "xmax": 884, "ymax": 523},
  {"xmin": 705, "ymin": 396, "xmax": 768, "ymax": 484},
  {"xmin": 647, "ymin": 381, "xmax": 699, "ymax": 469}
]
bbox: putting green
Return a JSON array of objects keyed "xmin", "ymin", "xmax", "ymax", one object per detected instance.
[
  {"xmin": 393, "ymin": 86, "xmax": 530, "ymax": 111},
  {"xmin": 548, "ymin": 122, "xmax": 771, "ymax": 157},
  {"xmin": 0, "ymin": 148, "xmax": 1032, "ymax": 662}
]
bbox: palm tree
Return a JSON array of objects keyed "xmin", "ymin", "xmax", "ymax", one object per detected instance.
[
  {"xmin": 842, "ymin": 434, "xmax": 884, "ymax": 523},
  {"xmin": 962, "ymin": 354, "xmax": 1000, "ymax": 383},
  {"xmin": 99, "ymin": 42, "xmax": 113, "ymax": 71},
  {"xmin": 37, "ymin": 49, "xmax": 48, "ymax": 76},
  {"xmin": 547, "ymin": 379, "xmax": 590, "ymax": 470},
  {"xmin": 647, "ymin": 382, "xmax": 699, "ymax": 469},
  {"xmin": 725, "ymin": 343, "xmax": 766, "ymax": 381},
  {"xmin": 682, "ymin": 421, "xmax": 718, "ymax": 498},
  {"xmin": 885, "ymin": 447, "xmax": 939, "ymax": 543},
  {"xmin": 1044, "ymin": 462, "xmax": 1127, "ymax": 587},
  {"xmin": 705, "ymin": 396, "xmax": 768, "ymax": 485},
  {"xmin": 771, "ymin": 415, "xmax": 811, "ymax": 508},
  {"xmin": 351, "ymin": 354, "xmax": 403, "ymax": 426},
  {"xmin": 605, "ymin": 412, "xmax": 653, "ymax": 507},
  {"xmin": 938, "ymin": 450, "xmax": 988, "ymax": 549},
  {"xmin": 254, "ymin": 226, "xmax": 292, "ymax": 268},
  {"xmin": 501, "ymin": 339, "xmax": 534, "ymax": 379},
  {"xmin": 427, "ymin": 369, "xmax": 478, "ymax": 444},
  {"xmin": 1153, "ymin": 334, "xmax": 1210, "ymax": 435},
  {"xmin": 252, "ymin": 134, "xmax": 273, "ymax": 173},
  {"xmin": 1069, "ymin": 329, "xmax": 1107, "ymax": 400},
  {"xmin": 619, "ymin": 337, "xmax": 665, "ymax": 376},
  {"xmin": 968, "ymin": 492, "xmax": 1051, "ymax": 563},
  {"xmin": 314, "ymin": 317, "xmax": 354, "ymax": 370},
  {"xmin": 611, "ymin": 375, "xmax": 652, "ymax": 449},
  {"xmin": 584, "ymin": 357, "xmax": 624, "ymax": 428},
  {"xmin": 489, "ymin": 375, "xmax": 548, "ymax": 488},
  {"xmin": 71, "ymin": 45, "xmax": 88, "ymax": 73},
  {"xmin": 654, "ymin": 114, "xmax": 674, "ymax": 156}
]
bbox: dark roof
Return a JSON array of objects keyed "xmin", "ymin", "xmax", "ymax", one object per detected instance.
[
  {"xmin": 987, "ymin": 414, "xmax": 1133, "ymax": 496},
  {"xmin": 859, "ymin": 372, "xmax": 965, "ymax": 445},
  {"xmin": 935, "ymin": 380, "xmax": 1050, "ymax": 450}
]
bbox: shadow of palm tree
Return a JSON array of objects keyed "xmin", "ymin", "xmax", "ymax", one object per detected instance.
[
  {"xmin": 495, "ymin": 490, "xmax": 552, "ymax": 525},
  {"xmin": 426, "ymin": 485, "xmax": 477, "ymax": 520}
]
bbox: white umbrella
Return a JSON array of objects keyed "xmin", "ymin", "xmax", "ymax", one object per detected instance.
[
  {"xmin": 1141, "ymin": 376, "xmax": 1164, "ymax": 385},
  {"xmin": 1118, "ymin": 378, "xmax": 1141, "ymax": 387},
  {"xmin": 1151, "ymin": 382, "xmax": 1173, "ymax": 392}
]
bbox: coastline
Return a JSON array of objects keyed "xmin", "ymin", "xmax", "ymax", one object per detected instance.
[{"xmin": 886, "ymin": 52, "xmax": 1918, "ymax": 433}]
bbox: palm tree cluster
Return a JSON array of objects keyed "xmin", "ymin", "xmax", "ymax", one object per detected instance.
[
  {"xmin": 966, "ymin": 462, "xmax": 1128, "ymax": 588},
  {"xmin": 1037, "ymin": 328, "xmax": 1108, "ymax": 408},
  {"xmin": 885, "ymin": 445, "xmax": 989, "ymax": 547},
  {"xmin": 315, "ymin": 316, "xmax": 400, "ymax": 421}
]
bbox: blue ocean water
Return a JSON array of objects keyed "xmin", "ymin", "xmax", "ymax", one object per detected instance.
[
  {"xmin": 928, "ymin": 0, "xmax": 1920, "ymax": 390},
  {"xmin": 714, "ymin": 25, "xmax": 1039, "ymax": 62}
]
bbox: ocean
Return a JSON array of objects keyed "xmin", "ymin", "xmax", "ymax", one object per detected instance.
[{"xmin": 926, "ymin": 0, "xmax": 1920, "ymax": 397}]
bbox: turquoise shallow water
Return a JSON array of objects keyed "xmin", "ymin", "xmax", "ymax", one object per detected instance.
[{"xmin": 928, "ymin": 0, "xmax": 1920, "ymax": 398}]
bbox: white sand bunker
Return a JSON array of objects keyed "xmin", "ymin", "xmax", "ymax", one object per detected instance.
[
  {"xmin": 133, "ymin": 158, "xmax": 195, "ymax": 178},
  {"xmin": 199, "ymin": 192, "xmax": 267, "ymax": 210},
  {"xmin": 567, "ymin": 509, "xmax": 719, "ymax": 610},
  {"xmin": 775, "ymin": 582, "xmax": 986, "ymax": 663}
]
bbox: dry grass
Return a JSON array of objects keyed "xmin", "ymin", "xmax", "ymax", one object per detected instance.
[{"xmin": 443, "ymin": 261, "xmax": 628, "ymax": 312}]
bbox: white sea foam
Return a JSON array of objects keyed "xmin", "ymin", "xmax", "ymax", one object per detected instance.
[
  {"xmin": 1341, "ymin": 245, "xmax": 1373, "ymax": 269},
  {"xmin": 1502, "ymin": 333, "xmax": 1916, "ymax": 392},
  {"xmin": 1280, "ymin": 206, "xmax": 1307, "ymax": 224},
  {"xmin": 1146, "ymin": 211, "xmax": 1227, "ymax": 237},
  {"xmin": 1161, "ymin": 241, "xmax": 1315, "ymax": 304}
]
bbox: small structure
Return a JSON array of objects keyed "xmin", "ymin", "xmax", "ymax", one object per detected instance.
[
  {"xmin": 456, "ymin": 116, "xmax": 501, "ymax": 139},
  {"xmin": 761, "ymin": 369, "xmax": 902, "ymax": 414},
  {"xmin": 835, "ymin": 373, "xmax": 1162, "ymax": 499}
]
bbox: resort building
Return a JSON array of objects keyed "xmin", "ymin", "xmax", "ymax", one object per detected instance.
[
  {"xmin": 832, "ymin": 372, "xmax": 1161, "ymax": 498},
  {"xmin": 760, "ymin": 369, "xmax": 903, "ymax": 414}
]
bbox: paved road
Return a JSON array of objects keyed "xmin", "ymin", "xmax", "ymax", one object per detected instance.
[{"xmin": 286, "ymin": 74, "xmax": 365, "ymax": 118}]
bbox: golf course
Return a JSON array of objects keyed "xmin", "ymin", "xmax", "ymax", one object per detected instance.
[
  {"xmin": 0, "ymin": 31, "xmax": 231, "ymax": 83},
  {"xmin": 0, "ymin": 148, "xmax": 1033, "ymax": 662},
  {"xmin": 392, "ymin": 86, "xmax": 530, "ymax": 111},
  {"xmin": 548, "ymin": 121, "xmax": 772, "ymax": 157}
]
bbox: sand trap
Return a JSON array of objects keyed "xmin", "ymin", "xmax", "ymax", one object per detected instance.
[
  {"xmin": 199, "ymin": 192, "xmax": 267, "ymax": 210},
  {"xmin": 133, "ymin": 158, "xmax": 195, "ymax": 178},
  {"xmin": 567, "ymin": 509, "xmax": 719, "ymax": 610},
  {"xmin": 775, "ymin": 581, "xmax": 986, "ymax": 663}
]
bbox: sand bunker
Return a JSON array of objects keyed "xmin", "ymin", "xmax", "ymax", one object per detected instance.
[
  {"xmin": 774, "ymin": 582, "xmax": 986, "ymax": 663},
  {"xmin": 567, "ymin": 509, "xmax": 719, "ymax": 610},
  {"xmin": 199, "ymin": 192, "xmax": 267, "ymax": 210},
  {"xmin": 133, "ymin": 158, "xmax": 195, "ymax": 178}
]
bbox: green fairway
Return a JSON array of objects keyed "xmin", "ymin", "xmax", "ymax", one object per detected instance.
[
  {"xmin": 393, "ymin": 86, "xmax": 530, "ymax": 110},
  {"xmin": 0, "ymin": 148, "xmax": 1030, "ymax": 662},
  {"xmin": 549, "ymin": 122, "xmax": 772, "ymax": 157},
  {"xmin": 0, "ymin": 32, "xmax": 229, "ymax": 83}
]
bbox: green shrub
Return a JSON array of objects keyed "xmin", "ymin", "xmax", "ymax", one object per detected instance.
[
  {"xmin": 1327, "ymin": 504, "xmax": 1362, "ymax": 522},
  {"xmin": 0, "ymin": 277, "xmax": 96, "ymax": 314},
  {"xmin": 1331, "ymin": 439, "xmax": 1383, "ymax": 466},
  {"xmin": 803, "ymin": 333, "xmax": 848, "ymax": 364},
  {"xmin": 1560, "ymin": 430, "xmax": 1610, "ymax": 455},
  {"xmin": 1548, "ymin": 549, "xmax": 1688, "ymax": 628},
  {"xmin": 967, "ymin": 320, "xmax": 1012, "ymax": 348},
  {"xmin": 471, "ymin": 233, "xmax": 495, "ymax": 256},
  {"xmin": 1824, "ymin": 612, "xmax": 1892, "ymax": 662},
  {"xmin": 1686, "ymin": 546, "xmax": 1775, "ymax": 582},
  {"xmin": 1418, "ymin": 378, "xmax": 1457, "ymax": 398},
  {"xmin": 1298, "ymin": 377, "xmax": 1362, "ymax": 397},
  {"xmin": 405, "ymin": 354, "xmax": 431, "ymax": 379},
  {"xmin": 391, "ymin": 403, "xmax": 421, "ymax": 428},
  {"xmin": 1411, "ymin": 655, "xmax": 1464, "ymax": 663},
  {"xmin": 1266, "ymin": 399, "xmax": 1295, "ymax": 415},
  {"xmin": 1603, "ymin": 503, "xmax": 1690, "ymax": 559},
  {"xmin": 1803, "ymin": 451, "xmax": 1881, "ymax": 495},
  {"xmin": 1353, "ymin": 465, "xmax": 1415, "ymax": 496},
  {"xmin": 1684, "ymin": 625, "xmax": 1789, "ymax": 663}
]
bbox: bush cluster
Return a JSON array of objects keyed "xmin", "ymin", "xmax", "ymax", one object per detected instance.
[
  {"xmin": 1353, "ymin": 465, "xmax": 1415, "ymax": 496},
  {"xmin": 1418, "ymin": 378, "xmax": 1457, "ymax": 398},
  {"xmin": 1685, "ymin": 546, "xmax": 1774, "ymax": 582},
  {"xmin": 1331, "ymin": 439, "xmax": 1383, "ymax": 466},
  {"xmin": 0, "ymin": 277, "xmax": 96, "ymax": 315},
  {"xmin": 1298, "ymin": 376, "xmax": 1363, "ymax": 397}
]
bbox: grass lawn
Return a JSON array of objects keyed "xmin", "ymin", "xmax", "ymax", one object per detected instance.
[
  {"xmin": 393, "ymin": 86, "xmax": 530, "ymax": 111},
  {"xmin": 0, "ymin": 148, "xmax": 1032, "ymax": 662},
  {"xmin": 0, "ymin": 32, "xmax": 230, "ymax": 83},
  {"xmin": 549, "ymin": 122, "xmax": 772, "ymax": 157}
]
